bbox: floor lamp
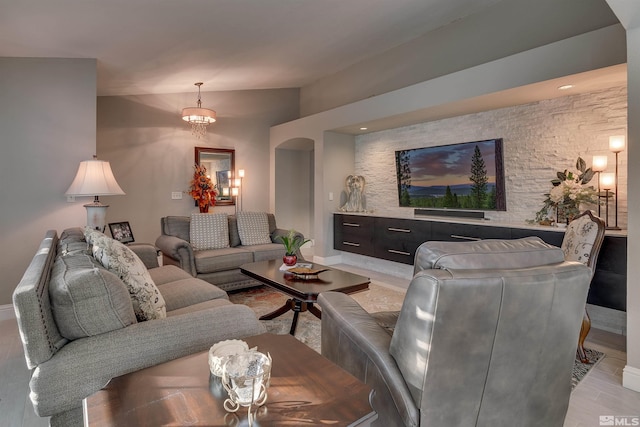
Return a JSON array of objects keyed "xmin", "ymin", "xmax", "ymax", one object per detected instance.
[
  {"xmin": 238, "ymin": 169, "xmax": 244, "ymax": 212},
  {"xmin": 591, "ymin": 155, "xmax": 608, "ymax": 217},
  {"xmin": 232, "ymin": 186, "xmax": 239, "ymax": 213},
  {"xmin": 608, "ymin": 135, "xmax": 625, "ymax": 230},
  {"xmin": 600, "ymin": 173, "xmax": 615, "ymax": 228}
]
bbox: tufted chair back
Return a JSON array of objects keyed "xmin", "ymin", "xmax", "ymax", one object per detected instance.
[
  {"xmin": 559, "ymin": 209, "xmax": 605, "ymax": 363},
  {"xmin": 561, "ymin": 210, "xmax": 605, "ymax": 277}
]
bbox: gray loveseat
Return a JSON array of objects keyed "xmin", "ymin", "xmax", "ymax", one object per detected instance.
[
  {"xmin": 13, "ymin": 228, "xmax": 266, "ymax": 426},
  {"xmin": 319, "ymin": 237, "xmax": 591, "ymax": 427},
  {"xmin": 155, "ymin": 213, "xmax": 303, "ymax": 291}
]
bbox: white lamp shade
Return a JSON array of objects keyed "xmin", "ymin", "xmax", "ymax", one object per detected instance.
[
  {"xmin": 238, "ymin": 169, "xmax": 245, "ymax": 178},
  {"xmin": 600, "ymin": 172, "xmax": 615, "ymax": 190},
  {"xmin": 592, "ymin": 155, "xmax": 608, "ymax": 172},
  {"xmin": 65, "ymin": 159, "xmax": 125, "ymax": 196},
  {"xmin": 609, "ymin": 135, "xmax": 626, "ymax": 153}
]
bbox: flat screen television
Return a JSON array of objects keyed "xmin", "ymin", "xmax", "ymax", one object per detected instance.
[{"xmin": 395, "ymin": 138, "xmax": 506, "ymax": 211}]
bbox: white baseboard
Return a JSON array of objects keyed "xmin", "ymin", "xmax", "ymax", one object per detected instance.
[
  {"xmin": 623, "ymin": 365, "xmax": 640, "ymax": 393},
  {"xmin": 0, "ymin": 304, "xmax": 15, "ymax": 321}
]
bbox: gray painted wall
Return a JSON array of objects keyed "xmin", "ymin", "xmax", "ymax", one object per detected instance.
[
  {"xmin": 97, "ymin": 88, "xmax": 300, "ymax": 247},
  {"xmin": 0, "ymin": 58, "xmax": 96, "ymax": 305},
  {"xmin": 275, "ymin": 148, "xmax": 314, "ymax": 238}
]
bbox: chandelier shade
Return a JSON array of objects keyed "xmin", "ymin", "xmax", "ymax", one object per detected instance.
[
  {"xmin": 181, "ymin": 107, "xmax": 217, "ymax": 125},
  {"xmin": 182, "ymin": 82, "xmax": 216, "ymax": 138}
]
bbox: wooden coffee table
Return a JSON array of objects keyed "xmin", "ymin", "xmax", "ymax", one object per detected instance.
[
  {"xmin": 240, "ymin": 260, "xmax": 370, "ymax": 334},
  {"xmin": 83, "ymin": 333, "xmax": 376, "ymax": 426}
]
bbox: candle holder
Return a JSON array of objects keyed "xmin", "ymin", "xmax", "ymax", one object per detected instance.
[{"xmin": 221, "ymin": 351, "xmax": 272, "ymax": 418}]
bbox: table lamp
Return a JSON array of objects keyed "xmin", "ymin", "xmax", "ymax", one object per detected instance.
[{"xmin": 65, "ymin": 156, "xmax": 125, "ymax": 232}]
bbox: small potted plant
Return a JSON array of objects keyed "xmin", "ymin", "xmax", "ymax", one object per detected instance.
[{"xmin": 276, "ymin": 229, "xmax": 310, "ymax": 266}]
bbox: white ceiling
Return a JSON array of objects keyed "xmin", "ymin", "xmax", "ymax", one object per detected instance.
[{"xmin": 0, "ymin": 0, "xmax": 505, "ymax": 96}]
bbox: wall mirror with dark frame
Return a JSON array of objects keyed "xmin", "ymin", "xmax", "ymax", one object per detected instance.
[{"xmin": 195, "ymin": 147, "xmax": 235, "ymax": 206}]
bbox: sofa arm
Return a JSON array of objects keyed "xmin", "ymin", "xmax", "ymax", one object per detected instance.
[
  {"xmin": 127, "ymin": 243, "xmax": 160, "ymax": 269},
  {"xmin": 318, "ymin": 292, "xmax": 418, "ymax": 427},
  {"xmin": 31, "ymin": 304, "xmax": 266, "ymax": 417},
  {"xmin": 155, "ymin": 234, "xmax": 196, "ymax": 276}
]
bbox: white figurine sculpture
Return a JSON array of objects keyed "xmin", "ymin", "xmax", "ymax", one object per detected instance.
[{"xmin": 340, "ymin": 175, "xmax": 366, "ymax": 212}]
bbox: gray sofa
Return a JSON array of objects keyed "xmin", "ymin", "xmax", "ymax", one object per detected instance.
[
  {"xmin": 319, "ymin": 237, "xmax": 591, "ymax": 427},
  {"xmin": 13, "ymin": 228, "xmax": 266, "ymax": 427},
  {"xmin": 155, "ymin": 213, "xmax": 302, "ymax": 291}
]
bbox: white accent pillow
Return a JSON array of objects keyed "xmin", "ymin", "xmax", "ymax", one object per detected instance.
[
  {"xmin": 190, "ymin": 213, "xmax": 230, "ymax": 250},
  {"xmin": 92, "ymin": 235, "xmax": 166, "ymax": 321},
  {"xmin": 237, "ymin": 212, "xmax": 272, "ymax": 246}
]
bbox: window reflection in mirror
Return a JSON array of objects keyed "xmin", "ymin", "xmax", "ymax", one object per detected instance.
[{"xmin": 195, "ymin": 147, "xmax": 235, "ymax": 206}]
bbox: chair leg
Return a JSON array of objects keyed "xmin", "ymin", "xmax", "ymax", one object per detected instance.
[{"xmin": 577, "ymin": 308, "xmax": 591, "ymax": 363}]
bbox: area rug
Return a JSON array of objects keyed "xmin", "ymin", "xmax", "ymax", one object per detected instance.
[{"xmin": 229, "ymin": 284, "xmax": 604, "ymax": 390}]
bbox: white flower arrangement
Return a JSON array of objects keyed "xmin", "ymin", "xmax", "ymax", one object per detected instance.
[{"xmin": 532, "ymin": 157, "xmax": 598, "ymax": 224}]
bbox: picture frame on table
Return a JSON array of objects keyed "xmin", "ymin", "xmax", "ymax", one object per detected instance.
[{"xmin": 108, "ymin": 221, "xmax": 135, "ymax": 244}]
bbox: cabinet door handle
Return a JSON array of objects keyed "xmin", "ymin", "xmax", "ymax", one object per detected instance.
[
  {"xmin": 388, "ymin": 227, "xmax": 411, "ymax": 233},
  {"xmin": 388, "ymin": 249, "xmax": 411, "ymax": 256},
  {"xmin": 343, "ymin": 223, "xmax": 361, "ymax": 227},
  {"xmin": 450, "ymin": 234, "xmax": 481, "ymax": 241},
  {"xmin": 343, "ymin": 241, "xmax": 361, "ymax": 247}
]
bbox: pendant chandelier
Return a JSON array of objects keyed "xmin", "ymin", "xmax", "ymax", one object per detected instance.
[{"xmin": 181, "ymin": 82, "xmax": 217, "ymax": 138}]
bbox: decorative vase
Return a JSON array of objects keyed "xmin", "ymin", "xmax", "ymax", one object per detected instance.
[
  {"xmin": 283, "ymin": 254, "xmax": 297, "ymax": 266},
  {"xmin": 199, "ymin": 204, "xmax": 209, "ymax": 213}
]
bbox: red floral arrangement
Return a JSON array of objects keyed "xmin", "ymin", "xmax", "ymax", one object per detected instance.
[{"xmin": 188, "ymin": 164, "xmax": 217, "ymax": 212}]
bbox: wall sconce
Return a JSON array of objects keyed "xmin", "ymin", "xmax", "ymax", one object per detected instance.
[
  {"xmin": 600, "ymin": 172, "xmax": 615, "ymax": 229},
  {"xmin": 608, "ymin": 135, "xmax": 625, "ymax": 230},
  {"xmin": 591, "ymin": 155, "xmax": 608, "ymax": 217}
]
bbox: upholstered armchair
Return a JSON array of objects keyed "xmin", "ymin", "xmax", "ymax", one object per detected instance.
[
  {"xmin": 561, "ymin": 210, "xmax": 606, "ymax": 363},
  {"xmin": 319, "ymin": 237, "xmax": 591, "ymax": 427}
]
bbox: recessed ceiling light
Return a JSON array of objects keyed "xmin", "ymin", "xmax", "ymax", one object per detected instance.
[
  {"xmin": 359, "ymin": 127, "xmax": 368, "ymax": 130},
  {"xmin": 558, "ymin": 84, "xmax": 574, "ymax": 90}
]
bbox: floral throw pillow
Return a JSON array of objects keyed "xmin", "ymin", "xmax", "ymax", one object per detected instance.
[
  {"xmin": 84, "ymin": 226, "xmax": 106, "ymax": 246},
  {"xmin": 92, "ymin": 235, "xmax": 166, "ymax": 321},
  {"xmin": 561, "ymin": 215, "xmax": 598, "ymax": 267},
  {"xmin": 236, "ymin": 212, "xmax": 272, "ymax": 246}
]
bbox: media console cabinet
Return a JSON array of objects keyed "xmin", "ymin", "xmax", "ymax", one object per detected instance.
[{"xmin": 334, "ymin": 213, "xmax": 627, "ymax": 312}]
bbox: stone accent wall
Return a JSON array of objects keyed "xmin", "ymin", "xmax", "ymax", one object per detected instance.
[{"xmin": 355, "ymin": 86, "xmax": 628, "ymax": 228}]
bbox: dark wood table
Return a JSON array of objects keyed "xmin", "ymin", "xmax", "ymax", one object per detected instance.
[
  {"xmin": 240, "ymin": 260, "xmax": 370, "ymax": 334},
  {"xmin": 83, "ymin": 333, "xmax": 376, "ymax": 426}
]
